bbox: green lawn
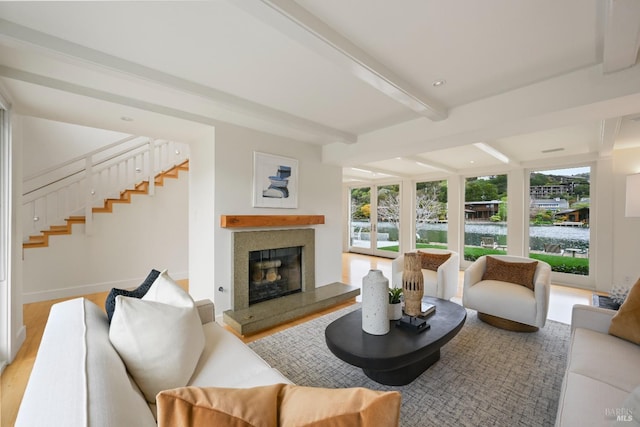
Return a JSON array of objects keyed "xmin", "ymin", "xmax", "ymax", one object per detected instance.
[{"xmin": 377, "ymin": 243, "xmax": 589, "ymax": 275}]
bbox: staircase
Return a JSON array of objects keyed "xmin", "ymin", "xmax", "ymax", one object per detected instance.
[
  {"xmin": 23, "ymin": 137, "xmax": 189, "ymax": 249},
  {"xmin": 24, "ymin": 160, "xmax": 189, "ymax": 249}
]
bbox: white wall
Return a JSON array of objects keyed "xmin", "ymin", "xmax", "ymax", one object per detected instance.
[
  {"xmin": 187, "ymin": 127, "xmax": 216, "ymax": 303},
  {"xmin": 22, "ymin": 166, "xmax": 189, "ymax": 302},
  {"xmin": 188, "ymin": 122, "xmax": 343, "ymax": 314},
  {"xmin": 612, "ymin": 147, "xmax": 640, "ymax": 289},
  {"xmin": 21, "ymin": 116, "xmax": 130, "ymax": 177}
]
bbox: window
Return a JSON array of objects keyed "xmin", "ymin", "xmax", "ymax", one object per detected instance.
[
  {"xmin": 464, "ymin": 175, "xmax": 507, "ymax": 261},
  {"xmin": 415, "ymin": 180, "xmax": 447, "ymax": 249},
  {"xmin": 529, "ymin": 166, "xmax": 590, "ymax": 276}
]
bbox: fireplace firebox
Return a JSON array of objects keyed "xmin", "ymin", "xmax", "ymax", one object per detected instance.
[
  {"xmin": 248, "ymin": 246, "xmax": 302, "ymax": 305},
  {"xmin": 232, "ymin": 229, "xmax": 315, "ymax": 311}
]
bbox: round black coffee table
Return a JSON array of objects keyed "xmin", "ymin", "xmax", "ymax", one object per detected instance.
[{"xmin": 325, "ymin": 297, "xmax": 466, "ymax": 386}]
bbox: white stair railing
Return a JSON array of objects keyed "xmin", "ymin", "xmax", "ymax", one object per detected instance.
[{"xmin": 22, "ymin": 137, "xmax": 189, "ymax": 240}]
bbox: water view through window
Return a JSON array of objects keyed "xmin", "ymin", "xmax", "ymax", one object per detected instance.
[
  {"xmin": 528, "ymin": 166, "xmax": 590, "ymax": 275},
  {"xmin": 464, "ymin": 175, "xmax": 508, "ymax": 262},
  {"xmin": 415, "ymin": 180, "xmax": 448, "ymax": 250}
]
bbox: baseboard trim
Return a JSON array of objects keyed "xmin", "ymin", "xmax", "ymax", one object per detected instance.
[
  {"xmin": 12, "ymin": 325, "xmax": 26, "ymax": 361},
  {"xmin": 22, "ymin": 270, "xmax": 189, "ymax": 303}
]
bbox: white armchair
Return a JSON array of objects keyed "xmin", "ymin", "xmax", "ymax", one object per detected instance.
[
  {"xmin": 391, "ymin": 249, "xmax": 460, "ymax": 301},
  {"xmin": 462, "ymin": 255, "xmax": 551, "ymax": 331}
]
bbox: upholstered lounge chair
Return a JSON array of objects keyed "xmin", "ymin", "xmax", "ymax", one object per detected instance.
[
  {"xmin": 391, "ymin": 249, "xmax": 459, "ymax": 301},
  {"xmin": 462, "ymin": 255, "xmax": 551, "ymax": 332}
]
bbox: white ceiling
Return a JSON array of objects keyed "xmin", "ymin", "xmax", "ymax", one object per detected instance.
[{"xmin": 0, "ymin": 0, "xmax": 639, "ymax": 182}]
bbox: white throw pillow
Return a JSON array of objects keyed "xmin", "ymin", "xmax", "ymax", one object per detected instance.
[{"xmin": 109, "ymin": 270, "xmax": 205, "ymax": 403}]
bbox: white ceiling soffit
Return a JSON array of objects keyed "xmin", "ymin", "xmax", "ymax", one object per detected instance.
[
  {"xmin": 0, "ymin": 16, "xmax": 357, "ymax": 145},
  {"xmin": 236, "ymin": 0, "xmax": 448, "ymax": 121}
]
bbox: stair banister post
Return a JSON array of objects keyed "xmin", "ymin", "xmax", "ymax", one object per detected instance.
[
  {"xmin": 84, "ymin": 154, "xmax": 93, "ymax": 235},
  {"xmin": 148, "ymin": 138, "xmax": 155, "ymax": 197}
]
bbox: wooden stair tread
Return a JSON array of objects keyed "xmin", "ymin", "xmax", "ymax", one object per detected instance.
[{"xmin": 24, "ymin": 160, "xmax": 189, "ymax": 249}]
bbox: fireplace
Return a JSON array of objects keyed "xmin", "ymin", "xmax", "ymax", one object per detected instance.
[
  {"xmin": 248, "ymin": 246, "xmax": 302, "ymax": 305},
  {"xmin": 232, "ymin": 229, "xmax": 315, "ymax": 311}
]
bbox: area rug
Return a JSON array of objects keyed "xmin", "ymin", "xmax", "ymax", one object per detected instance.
[{"xmin": 249, "ymin": 304, "xmax": 570, "ymax": 427}]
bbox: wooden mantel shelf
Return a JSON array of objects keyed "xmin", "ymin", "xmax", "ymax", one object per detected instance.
[{"xmin": 220, "ymin": 215, "xmax": 325, "ymax": 228}]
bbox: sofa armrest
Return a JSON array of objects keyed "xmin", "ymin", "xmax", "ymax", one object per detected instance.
[
  {"xmin": 436, "ymin": 252, "xmax": 460, "ymax": 300},
  {"xmin": 196, "ymin": 299, "xmax": 215, "ymax": 324},
  {"xmin": 571, "ymin": 304, "xmax": 616, "ymax": 334},
  {"xmin": 463, "ymin": 256, "xmax": 486, "ymax": 290}
]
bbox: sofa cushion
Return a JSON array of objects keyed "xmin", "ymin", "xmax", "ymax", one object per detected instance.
[
  {"xmin": 417, "ymin": 251, "xmax": 451, "ymax": 271},
  {"xmin": 16, "ymin": 298, "xmax": 156, "ymax": 427},
  {"xmin": 109, "ymin": 270, "xmax": 205, "ymax": 403},
  {"xmin": 555, "ymin": 370, "xmax": 630, "ymax": 427},
  {"xmin": 482, "ymin": 256, "xmax": 538, "ymax": 290},
  {"xmin": 556, "ymin": 327, "xmax": 640, "ymax": 426},
  {"xmin": 609, "ymin": 277, "xmax": 640, "ymax": 345},
  {"xmin": 188, "ymin": 321, "xmax": 291, "ymax": 388},
  {"xmin": 568, "ymin": 328, "xmax": 640, "ymax": 394},
  {"xmin": 156, "ymin": 384, "xmax": 401, "ymax": 427},
  {"xmin": 104, "ymin": 269, "xmax": 160, "ymax": 323},
  {"xmin": 617, "ymin": 385, "xmax": 640, "ymax": 425},
  {"xmin": 464, "ymin": 280, "xmax": 537, "ymax": 325}
]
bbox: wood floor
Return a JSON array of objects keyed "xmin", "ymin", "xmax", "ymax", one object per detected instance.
[{"xmin": 0, "ymin": 253, "xmax": 593, "ymax": 426}]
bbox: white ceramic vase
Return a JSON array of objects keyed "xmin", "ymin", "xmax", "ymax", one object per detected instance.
[{"xmin": 362, "ymin": 269, "xmax": 390, "ymax": 335}]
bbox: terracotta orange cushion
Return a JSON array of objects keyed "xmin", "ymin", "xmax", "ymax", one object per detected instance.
[
  {"xmin": 156, "ymin": 384, "xmax": 401, "ymax": 427},
  {"xmin": 157, "ymin": 385, "xmax": 279, "ymax": 427}
]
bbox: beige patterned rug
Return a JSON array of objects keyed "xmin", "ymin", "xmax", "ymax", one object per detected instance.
[{"xmin": 249, "ymin": 303, "xmax": 570, "ymax": 427}]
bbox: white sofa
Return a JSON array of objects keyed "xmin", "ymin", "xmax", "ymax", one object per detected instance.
[
  {"xmin": 391, "ymin": 249, "xmax": 459, "ymax": 301},
  {"xmin": 555, "ymin": 304, "xmax": 640, "ymax": 426},
  {"xmin": 15, "ymin": 297, "xmax": 291, "ymax": 427}
]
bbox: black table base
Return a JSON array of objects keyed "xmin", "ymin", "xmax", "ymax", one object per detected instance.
[{"xmin": 363, "ymin": 349, "xmax": 440, "ymax": 386}]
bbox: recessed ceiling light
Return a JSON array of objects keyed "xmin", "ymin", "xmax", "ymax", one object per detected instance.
[
  {"xmin": 120, "ymin": 116, "xmax": 134, "ymax": 122},
  {"xmin": 432, "ymin": 79, "xmax": 446, "ymax": 87}
]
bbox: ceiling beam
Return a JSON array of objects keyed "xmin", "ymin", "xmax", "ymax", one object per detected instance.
[
  {"xmin": 472, "ymin": 142, "xmax": 520, "ymax": 167},
  {"xmin": 599, "ymin": 117, "xmax": 621, "ymax": 157},
  {"xmin": 348, "ymin": 165, "xmax": 403, "ymax": 178},
  {"xmin": 0, "ymin": 18, "xmax": 356, "ymax": 144},
  {"xmin": 602, "ymin": 0, "xmax": 640, "ymax": 73},
  {"xmin": 401, "ymin": 156, "xmax": 458, "ymax": 174},
  {"xmin": 237, "ymin": 0, "xmax": 448, "ymax": 121},
  {"xmin": 0, "ymin": 65, "xmax": 225, "ymax": 127}
]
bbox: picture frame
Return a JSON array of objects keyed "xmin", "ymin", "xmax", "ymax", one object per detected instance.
[{"xmin": 253, "ymin": 152, "xmax": 299, "ymax": 208}]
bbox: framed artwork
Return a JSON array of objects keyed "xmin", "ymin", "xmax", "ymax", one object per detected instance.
[{"xmin": 253, "ymin": 152, "xmax": 299, "ymax": 208}]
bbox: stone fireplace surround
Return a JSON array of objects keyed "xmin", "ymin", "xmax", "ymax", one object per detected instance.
[{"xmin": 223, "ymin": 227, "xmax": 359, "ymax": 335}]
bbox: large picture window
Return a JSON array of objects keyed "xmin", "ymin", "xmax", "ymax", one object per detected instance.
[
  {"xmin": 415, "ymin": 180, "xmax": 447, "ymax": 249},
  {"xmin": 464, "ymin": 174, "xmax": 508, "ymax": 261},
  {"xmin": 528, "ymin": 166, "xmax": 590, "ymax": 276}
]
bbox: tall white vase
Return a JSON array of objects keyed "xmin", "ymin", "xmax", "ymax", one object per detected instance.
[{"xmin": 361, "ymin": 269, "xmax": 390, "ymax": 335}]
